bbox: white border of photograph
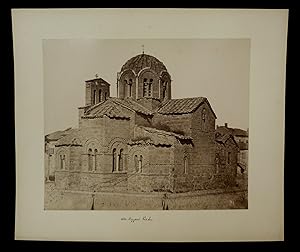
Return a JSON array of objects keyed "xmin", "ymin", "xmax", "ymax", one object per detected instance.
[{"xmin": 13, "ymin": 8, "xmax": 287, "ymax": 241}]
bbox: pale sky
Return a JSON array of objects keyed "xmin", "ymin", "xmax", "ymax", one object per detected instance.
[{"xmin": 43, "ymin": 39, "xmax": 250, "ymax": 135}]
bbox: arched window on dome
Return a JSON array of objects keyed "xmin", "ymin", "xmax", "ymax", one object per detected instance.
[
  {"xmin": 143, "ymin": 78, "xmax": 148, "ymax": 97},
  {"xmin": 143, "ymin": 78, "xmax": 153, "ymax": 98},
  {"xmin": 148, "ymin": 79, "xmax": 153, "ymax": 96},
  {"xmin": 162, "ymin": 80, "xmax": 167, "ymax": 99},
  {"xmin": 128, "ymin": 79, "xmax": 133, "ymax": 97}
]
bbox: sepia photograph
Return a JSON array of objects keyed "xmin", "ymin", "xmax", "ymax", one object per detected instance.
[{"xmin": 43, "ymin": 39, "xmax": 249, "ymax": 210}]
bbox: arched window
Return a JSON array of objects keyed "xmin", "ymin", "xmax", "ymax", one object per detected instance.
[
  {"xmin": 119, "ymin": 149, "xmax": 124, "ymax": 171},
  {"xmin": 99, "ymin": 89, "xmax": 102, "ymax": 102},
  {"xmin": 143, "ymin": 78, "xmax": 148, "ymax": 97},
  {"xmin": 138, "ymin": 155, "xmax": 143, "ymax": 172},
  {"xmin": 60, "ymin": 154, "xmax": 66, "ymax": 170},
  {"xmin": 148, "ymin": 79, "xmax": 153, "ymax": 97},
  {"xmin": 184, "ymin": 156, "xmax": 188, "ymax": 174},
  {"xmin": 94, "ymin": 149, "xmax": 98, "ymax": 171},
  {"xmin": 93, "ymin": 90, "xmax": 96, "ymax": 105},
  {"xmin": 202, "ymin": 108, "xmax": 206, "ymax": 130},
  {"xmin": 134, "ymin": 155, "xmax": 138, "ymax": 172},
  {"xmin": 227, "ymin": 152, "xmax": 231, "ymax": 164},
  {"xmin": 112, "ymin": 148, "xmax": 116, "ymax": 172},
  {"xmin": 88, "ymin": 148, "xmax": 93, "ymax": 171},
  {"xmin": 128, "ymin": 79, "xmax": 132, "ymax": 97},
  {"xmin": 162, "ymin": 81, "xmax": 167, "ymax": 99}
]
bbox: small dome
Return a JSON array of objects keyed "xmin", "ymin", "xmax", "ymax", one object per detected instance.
[{"xmin": 121, "ymin": 54, "xmax": 168, "ymax": 75}]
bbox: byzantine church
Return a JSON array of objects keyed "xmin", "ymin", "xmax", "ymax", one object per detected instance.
[{"xmin": 45, "ymin": 52, "xmax": 239, "ymax": 193}]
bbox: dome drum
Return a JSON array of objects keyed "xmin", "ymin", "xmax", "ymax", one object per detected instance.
[{"xmin": 118, "ymin": 54, "xmax": 171, "ymax": 102}]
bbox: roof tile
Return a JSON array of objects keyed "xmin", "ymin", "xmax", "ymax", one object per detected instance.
[{"xmin": 157, "ymin": 97, "xmax": 206, "ymax": 114}]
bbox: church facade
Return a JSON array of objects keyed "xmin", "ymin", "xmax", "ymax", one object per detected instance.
[{"xmin": 45, "ymin": 53, "xmax": 239, "ymax": 193}]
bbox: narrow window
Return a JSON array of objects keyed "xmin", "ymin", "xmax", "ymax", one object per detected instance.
[
  {"xmin": 162, "ymin": 81, "xmax": 167, "ymax": 99},
  {"xmin": 93, "ymin": 90, "xmax": 96, "ymax": 105},
  {"xmin": 134, "ymin": 155, "xmax": 138, "ymax": 172},
  {"xmin": 184, "ymin": 156, "xmax": 188, "ymax": 174},
  {"xmin": 143, "ymin": 78, "xmax": 148, "ymax": 97},
  {"xmin": 88, "ymin": 148, "xmax": 93, "ymax": 171},
  {"xmin": 138, "ymin": 155, "xmax": 143, "ymax": 172},
  {"xmin": 99, "ymin": 89, "xmax": 102, "ymax": 102},
  {"xmin": 119, "ymin": 149, "xmax": 123, "ymax": 171},
  {"xmin": 104, "ymin": 92, "xmax": 107, "ymax": 100},
  {"xmin": 128, "ymin": 79, "xmax": 132, "ymax": 97},
  {"xmin": 228, "ymin": 152, "xmax": 231, "ymax": 164},
  {"xmin": 60, "ymin": 154, "xmax": 65, "ymax": 170},
  {"xmin": 94, "ymin": 149, "xmax": 98, "ymax": 171},
  {"xmin": 148, "ymin": 79, "xmax": 153, "ymax": 97},
  {"xmin": 112, "ymin": 148, "xmax": 116, "ymax": 172}
]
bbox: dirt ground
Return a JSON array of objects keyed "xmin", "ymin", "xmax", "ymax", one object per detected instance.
[{"xmin": 44, "ymin": 180, "xmax": 248, "ymax": 210}]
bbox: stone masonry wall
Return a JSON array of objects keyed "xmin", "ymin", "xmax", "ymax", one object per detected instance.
[
  {"xmin": 55, "ymin": 171, "xmax": 127, "ymax": 192},
  {"xmin": 152, "ymin": 113, "xmax": 192, "ymax": 136},
  {"xmin": 127, "ymin": 144, "xmax": 174, "ymax": 192}
]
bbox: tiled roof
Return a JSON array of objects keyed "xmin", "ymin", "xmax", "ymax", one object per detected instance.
[
  {"xmin": 215, "ymin": 132, "xmax": 239, "ymax": 149},
  {"xmin": 215, "ymin": 133, "xmax": 232, "ymax": 144},
  {"xmin": 45, "ymin": 128, "xmax": 75, "ymax": 142},
  {"xmin": 83, "ymin": 97, "xmax": 153, "ymax": 119},
  {"xmin": 121, "ymin": 54, "xmax": 168, "ymax": 75},
  {"xmin": 128, "ymin": 126, "xmax": 192, "ymax": 147},
  {"xmin": 217, "ymin": 126, "xmax": 248, "ymax": 137},
  {"xmin": 83, "ymin": 100, "xmax": 130, "ymax": 119},
  {"xmin": 157, "ymin": 97, "xmax": 215, "ymax": 116},
  {"xmin": 111, "ymin": 97, "xmax": 153, "ymax": 115},
  {"xmin": 233, "ymin": 128, "xmax": 248, "ymax": 137},
  {"xmin": 55, "ymin": 129, "xmax": 81, "ymax": 146}
]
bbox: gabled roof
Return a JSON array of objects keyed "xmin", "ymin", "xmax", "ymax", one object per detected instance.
[
  {"xmin": 157, "ymin": 97, "xmax": 217, "ymax": 118},
  {"xmin": 83, "ymin": 97, "xmax": 153, "ymax": 119},
  {"xmin": 111, "ymin": 97, "xmax": 153, "ymax": 115},
  {"xmin": 55, "ymin": 129, "xmax": 82, "ymax": 147},
  {"xmin": 83, "ymin": 100, "xmax": 130, "ymax": 119},
  {"xmin": 45, "ymin": 128, "xmax": 76, "ymax": 142},
  {"xmin": 128, "ymin": 126, "xmax": 192, "ymax": 147},
  {"xmin": 215, "ymin": 132, "xmax": 239, "ymax": 148}
]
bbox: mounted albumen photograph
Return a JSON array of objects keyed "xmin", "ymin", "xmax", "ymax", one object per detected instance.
[{"xmin": 43, "ymin": 39, "xmax": 249, "ymax": 210}]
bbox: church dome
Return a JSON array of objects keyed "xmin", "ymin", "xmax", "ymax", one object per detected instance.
[{"xmin": 121, "ymin": 53, "xmax": 168, "ymax": 75}]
